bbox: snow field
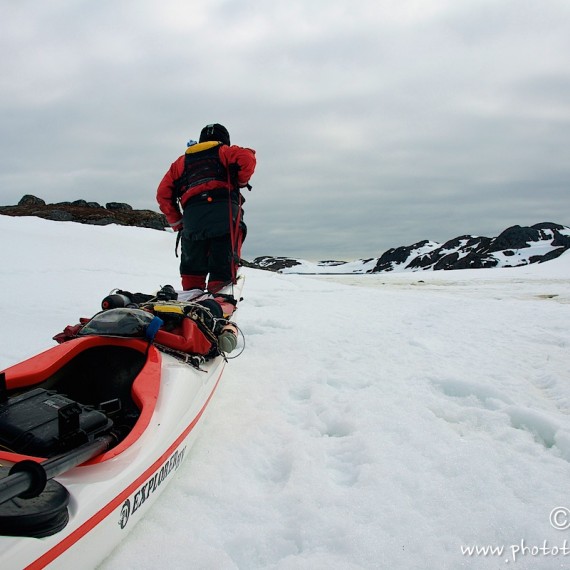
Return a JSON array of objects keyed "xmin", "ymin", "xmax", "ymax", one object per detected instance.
[{"xmin": 0, "ymin": 216, "xmax": 569, "ymax": 569}]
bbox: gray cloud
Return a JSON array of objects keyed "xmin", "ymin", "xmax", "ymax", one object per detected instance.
[{"xmin": 1, "ymin": 0, "xmax": 569, "ymax": 261}]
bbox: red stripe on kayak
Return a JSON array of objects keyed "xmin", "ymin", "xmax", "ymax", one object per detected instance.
[{"xmin": 25, "ymin": 363, "xmax": 226, "ymax": 570}]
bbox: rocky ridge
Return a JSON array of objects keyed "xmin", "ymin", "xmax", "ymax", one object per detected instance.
[{"xmin": 0, "ymin": 195, "xmax": 167, "ymax": 231}]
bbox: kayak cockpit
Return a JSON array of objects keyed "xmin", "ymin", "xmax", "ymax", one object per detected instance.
[{"xmin": 0, "ymin": 335, "xmax": 161, "ymax": 464}]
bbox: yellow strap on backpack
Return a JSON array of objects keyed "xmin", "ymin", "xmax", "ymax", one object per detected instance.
[{"xmin": 151, "ymin": 304, "xmax": 185, "ymax": 316}]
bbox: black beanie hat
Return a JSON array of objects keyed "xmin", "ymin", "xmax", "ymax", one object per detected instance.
[{"xmin": 199, "ymin": 123, "xmax": 230, "ymax": 146}]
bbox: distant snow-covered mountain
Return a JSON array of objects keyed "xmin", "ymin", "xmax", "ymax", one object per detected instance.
[{"xmin": 248, "ymin": 222, "xmax": 570, "ymax": 274}]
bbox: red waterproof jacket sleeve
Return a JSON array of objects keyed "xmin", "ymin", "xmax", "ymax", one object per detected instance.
[
  {"xmin": 219, "ymin": 145, "xmax": 257, "ymax": 187},
  {"xmin": 156, "ymin": 156, "xmax": 185, "ymax": 230}
]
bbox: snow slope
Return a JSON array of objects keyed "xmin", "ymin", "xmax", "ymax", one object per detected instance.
[{"xmin": 0, "ymin": 216, "xmax": 569, "ymax": 569}]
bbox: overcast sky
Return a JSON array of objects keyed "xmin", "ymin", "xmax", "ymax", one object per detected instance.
[{"xmin": 1, "ymin": 1, "xmax": 569, "ymax": 261}]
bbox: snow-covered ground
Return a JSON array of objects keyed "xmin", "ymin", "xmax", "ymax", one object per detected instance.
[{"xmin": 1, "ymin": 216, "xmax": 569, "ymax": 569}]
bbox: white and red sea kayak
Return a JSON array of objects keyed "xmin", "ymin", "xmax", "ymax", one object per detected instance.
[{"xmin": 0, "ymin": 277, "xmax": 244, "ymax": 569}]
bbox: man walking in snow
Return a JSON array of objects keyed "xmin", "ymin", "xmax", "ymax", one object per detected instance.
[{"xmin": 156, "ymin": 124, "xmax": 256, "ymax": 292}]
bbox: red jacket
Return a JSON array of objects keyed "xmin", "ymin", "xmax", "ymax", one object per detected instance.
[{"xmin": 156, "ymin": 142, "xmax": 256, "ymax": 230}]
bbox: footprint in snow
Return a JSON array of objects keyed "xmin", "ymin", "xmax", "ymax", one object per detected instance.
[
  {"xmin": 506, "ymin": 406, "xmax": 570, "ymax": 461},
  {"xmin": 431, "ymin": 377, "xmax": 514, "ymax": 410},
  {"xmin": 430, "ymin": 377, "xmax": 570, "ymax": 462},
  {"xmin": 324, "ymin": 435, "xmax": 367, "ymax": 487}
]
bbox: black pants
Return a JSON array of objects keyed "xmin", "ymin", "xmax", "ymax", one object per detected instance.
[{"xmin": 180, "ymin": 233, "xmax": 234, "ymax": 284}]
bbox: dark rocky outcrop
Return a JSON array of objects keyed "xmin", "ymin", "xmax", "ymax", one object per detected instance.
[
  {"xmin": 247, "ymin": 256, "xmax": 302, "ymax": 272},
  {"xmin": 0, "ymin": 195, "xmax": 168, "ymax": 231},
  {"xmin": 403, "ymin": 235, "xmax": 494, "ymax": 272},
  {"xmin": 370, "ymin": 223, "xmax": 570, "ymax": 273},
  {"xmin": 374, "ymin": 240, "xmax": 432, "ymax": 272}
]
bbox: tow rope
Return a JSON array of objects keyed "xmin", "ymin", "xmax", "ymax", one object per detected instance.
[
  {"xmin": 175, "ymin": 230, "xmax": 182, "ymax": 258},
  {"xmin": 227, "ymin": 167, "xmax": 252, "ymax": 284},
  {"xmin": 228, "ymin": 191, "xmax": 241, "ymax": 284}
]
